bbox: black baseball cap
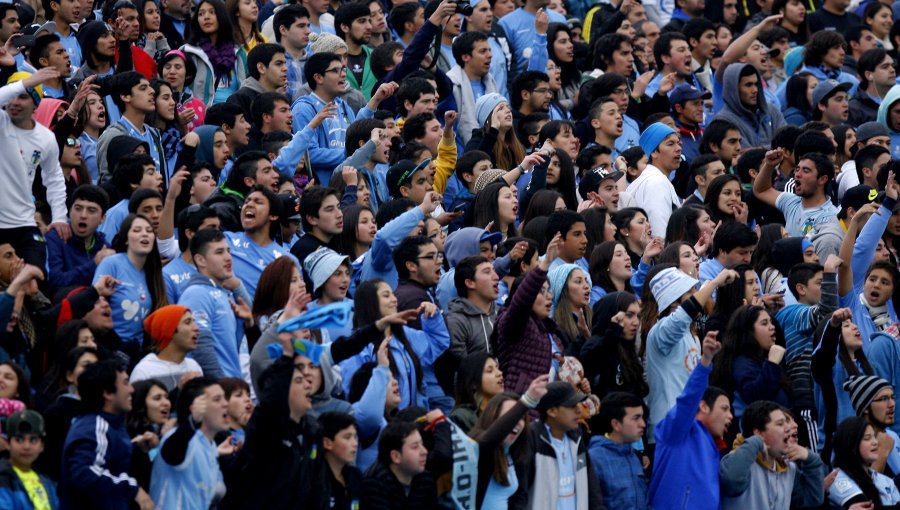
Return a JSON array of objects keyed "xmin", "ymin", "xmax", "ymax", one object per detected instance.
[
  {"xmin": 838, "ymin": 184, "xmax": 878, "ymax": 219},
  {"xmin": 578, "ymin": 165, "xmax": 623, "ymax": 200},
  {"xmin": 537, "ymin": 381, "xmax": 588, "ymax": 411}
]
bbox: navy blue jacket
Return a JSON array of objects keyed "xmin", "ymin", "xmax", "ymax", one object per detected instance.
[
  {"xmin": 45, "ymin": 229, "xmax": 108, "ymax": 292},
  {"xmin": 59, "ymin": 412, "xmax": 139, "ymax": 510}
]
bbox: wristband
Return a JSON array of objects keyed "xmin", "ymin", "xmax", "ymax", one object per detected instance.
[{"xmin": 520, "ymin": 393, "xmax": 539, "ymax": 409}]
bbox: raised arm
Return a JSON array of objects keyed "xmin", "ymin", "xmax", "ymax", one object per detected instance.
[
  {"xmin": 716, "ymin": 14, "xmax": 783, "ymax": 83},
  {"xmin": 752, "ymin": 148, "xmax": 784, "ymax": 208}
]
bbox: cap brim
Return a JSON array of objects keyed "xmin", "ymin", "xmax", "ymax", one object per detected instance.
[
  {"xmin": 559, "ymin": 392, "xmax": 589, "ymax": 407},
  {"xmin": 480, "ymin": 231, "xmax": 503, "ymax": 245},
  {"xmin": 34, "ymin": 20, "xmax": 56, "ymax": 37}
]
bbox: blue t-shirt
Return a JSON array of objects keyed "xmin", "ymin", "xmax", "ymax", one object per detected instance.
[
  {"xmin": 119, "ymin": 117, "xmax": 165, "ymax": 176},
  {"xmin": 470, "ymin": 79, "xmax": 486, "ymax": 100},
  {"xmin": 93, "ymin": 253, "xmax": 153, "ymax": 343},
  {"xmin": 223, "ymin": 231, "xmax": 298, "ymax": 300},
  {"xmin": 98, "ymin": 199, "xmax": 130, "ymax": 242},
  {"xmin": 499, "ymin": 7, "xmax": 567, "ymax": 72},
  {"xmin": 57, "ymin": 30, "xmax": 81, "ymax": 70},
  {"xmin": 481, "ymin": 453, "xmax": 518, "ymax": 509},
  {"xmin": 547, "ymin": 426, "xmax": 576, "ymax": 510},
  {"xmin": 150, "ymin": 428, "xmax": 225, "ymax": 509},
  {"xmin": 163, "ymin": 256, "xmax": 197, "ymax": 304},
  {"xmin": 179, "ymin": 280, "xmax": 241, "ymax": 378},
  {"xmin": 775, "ymin": 192, "xmax": 840, "ymax": 237},
  {"xmin": 829, "ymin": 469, "xmax": 900, "ymax": 508}
]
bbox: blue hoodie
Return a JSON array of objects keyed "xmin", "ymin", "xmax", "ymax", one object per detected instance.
[
  {"xmin": 839, "ymin": 196, "xmax": 898, "ymax": 348},
  {"xmin": 355, "ymin": 206, "xmax": 425, "ymax": 293},
  {"xmin": 648, "ymin": 362, "xmax": 720, "ymax": 510},
  {"xmin": 877, "ymin": 85, "xmax": 900, "ymax": 160},
  {"xmin": 291, "ymin": 93, "xmax": 375, "ymax": 185},
  {"xmin": 339, "ymin": 311, "xmax": 450, "ymax": 411},
  {"xmin": 178, "ymin": 273, "xmax": 242, "ymax": 379}
]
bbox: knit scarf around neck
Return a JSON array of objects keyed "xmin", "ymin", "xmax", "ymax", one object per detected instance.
[
  {"xmin": 199, "ymin": 38, "xmax": 236, "ymax": 84},
  {"xmin": 859, "ymin": 293, "xmax": 891, "ymax": 330}
]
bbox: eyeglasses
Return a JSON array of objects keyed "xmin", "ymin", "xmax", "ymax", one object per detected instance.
[
  {"xmin": 872, "ymin": 394, "xmax": 895, "ymax": 404},
  {"xmin": 611, "ymin": 87, "xmax": 630, "ymax": 96},
  {"xmin": 532, "ymin": 87, "xmax": 550, "ymax": 94},
  {"xmin": 65, "ymin": 137, "xmax": 79, "ymax": 147},
  {"xmin": 323, "ymin": 66, "xmax": 346, "ymax": 75},
  {"xmin": 546, "ymin": 63, "xmax": 560, "ymax": 71},
  {"xmin": 539, "ymin": 286, "xmax": 552, "ymax": 297},
  {"xmin": 418, "ymin": 252, "xmax": 444, "ymax": 262}
]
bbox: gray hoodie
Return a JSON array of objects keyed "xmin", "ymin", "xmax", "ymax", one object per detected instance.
[
  {"xmin": 809, "ymin": 220, "xmax": 845, "ymax": 260},
  {"xmin": 712, "ymin": 63, "xmax": 786, "ymax": 149},
  {"xmin": 446, "ymin": 297, "xmax": 496, "ymax": 361}
]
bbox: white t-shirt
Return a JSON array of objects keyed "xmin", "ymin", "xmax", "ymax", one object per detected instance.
[{"xmin": 130, "ymin": 353, "xmax": 203, "ymax": 391}]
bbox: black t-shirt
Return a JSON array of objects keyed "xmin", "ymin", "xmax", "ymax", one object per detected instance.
[
  {"xmin": 348, "ymin": 52, "xmax": 367, "ymax": 85},
  {"xmin": 807, "ymin": 9, "xmax": 861, "ymax": 34}
]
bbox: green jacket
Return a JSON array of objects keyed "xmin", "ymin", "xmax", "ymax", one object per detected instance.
[{"xmin": 346, "ymin": 45, "xmax": 377, "ymax": 101}]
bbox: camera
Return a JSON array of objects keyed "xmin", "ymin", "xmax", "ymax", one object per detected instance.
[{"xmin": 454, "ymin": 0, "xmax": 473, "ymax": 16}]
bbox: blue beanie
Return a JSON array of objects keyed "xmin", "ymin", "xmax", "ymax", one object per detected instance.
[
  {"xmin": 475, "ymin": 93, "xmax": 506, "ymax": 127},
  {"xmin": 548, "ymin": 263, "xmax": 581, "ymax": 312},
  {"xmin": 639, "ymin": 122, "xmax": 677, "ymax": 157},
  {"xmin": 784, "ymin": 46, "xmax": 805, "ymax": 79}
]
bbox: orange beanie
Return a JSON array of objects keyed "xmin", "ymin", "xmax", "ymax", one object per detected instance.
[{"xmin": 143, "ymin": 305, "xmax": 189, "ymax": 351}]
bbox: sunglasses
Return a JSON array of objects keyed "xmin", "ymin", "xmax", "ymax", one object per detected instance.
[{"xmin": 65, "ymin": 137, "xmax": 79, "ymax": 148}]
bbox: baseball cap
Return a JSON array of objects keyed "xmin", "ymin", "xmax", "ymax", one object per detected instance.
[
  {"xmin": 537, "ymin": 381, "xmax": 588, "ymax": 411},
  {"xmin": 838, "ymin": 184, "xmax": 878, "ymax": 219},
  {"xmin": 6, "ymin": 410, "xmax": 45, "ymax": 438},
  {"xmin": 856, "ymin": 121, "xmax": 890, "ymax": 143},
  {"xmin": 278, "ymin": 193, "xmax": 301, "ymax": 222},
  {"xmin": 668, "ymin": 83, "xmax": 711, "ymax": 107},
  {"xmin": 386, "ymin": 159, "xmax": 430, "ymax": 198},
  {"xmin": 480, "ymin": 230, "xmax": 502, "ymax": 246},
  {"xmin": 812, "ymin": 79, "xmax": 852, "ymax": 106},
  {"xmin": 22, "ymin": 20, "xmax": 56, "ymax": 38},
  {"xmin": 578, "ymin": 165, "xmax": 623, "ymax": 200}
]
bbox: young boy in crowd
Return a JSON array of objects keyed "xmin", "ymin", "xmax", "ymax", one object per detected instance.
[{"xmin": 0, "ymin": 410, "xmax": 59, "ymax": 509}]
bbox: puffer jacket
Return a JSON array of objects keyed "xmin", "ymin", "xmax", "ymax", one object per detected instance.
[{"xmin": 491, "ymin": 267, "xmax": 565, "ymax": 395}]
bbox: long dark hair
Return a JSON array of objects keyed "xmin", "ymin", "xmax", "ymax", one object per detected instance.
[
  {"xmin": 453, "ymin": 352, "xmax": 494, "ymax": 410},
  {"xmin": 712, "ymin": 263, "xmax": 755, "ymax": 318},
  {"xmin": 468, "ymin": 392, "xmax": 527, "ymax": 486},
  {"xmin": 127, "ymin": 379, "xmax": 168, "ymax": 433},
  {"xmin": 665, "ymin": 204, "xmax": 709, "ymax": 246},
  {"xmin": 710, "ymin": 305, "xmax": 787, "ymax": 395},
  {"xmin": 146, "ymin": 79, "xmax": 176, "ymax": 131},
  {"xmin": 353, "ymin": 279, "xmax": 423, "ymax": 390},
  {"xmin": 188, "ymin": 0, "xmax": 236, "ymax": 47},
  {"xmin": 336, "ymin": 204, "xmax": 374, "ymax": 260},
  {"xmin": 547, "ymin": 23, "xmax": 579, "ymax": 91},
  {"xmin": 41, "ymin": 346, "xmax": 100, "ymax": 399},
  {"xmin": 521, "ymin": 189, "xmax": 563, "ymax": 229},
  {"xmin": 473, "ymin": 182, "xmax": 518, "ymax": 238},
  {"xmin": 833, "ymin": 416, "xmax": 883, "ymax": 506},
  {"xmin": 703, "ymin": 174, "xmax": 743, "ymax": 225},
  {"xmin": 113, "ymin": 214, "xmax": 169, "ymax": 312},
  {"xmin": 536, "ymin": 127, "xmax": 578, "ymax": 209},
  {"xmin": 590, "ymin": 240, "xmax": 633, "ymax": 294},
  {"xmin": 785, "ymin": 72, "xmax": 815, "ymax": 114},
  {"xmin": 583, "ymin": 207, "xmax": 610, "ymax": 261},
  {"xmin": 591, "ymin": 292, "xmax": 647, "ymax": 397},
  {"xmin": 751, "ymin": 223, "xmax": 785, "ymax": 276}
]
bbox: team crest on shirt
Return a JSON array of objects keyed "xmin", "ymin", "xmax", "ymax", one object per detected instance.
[
  {"xmin": 835, "ymin": 479, "xmax": 853, "ymax": 492},
  {"xmin": 31, "ymin": 150, "xmax": 41, "ymax": 165}
]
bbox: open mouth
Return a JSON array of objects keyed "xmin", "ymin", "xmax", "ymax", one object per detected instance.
[{"xmin": 191, "ymin": 333, "xmax": 199, "ymax": 345}]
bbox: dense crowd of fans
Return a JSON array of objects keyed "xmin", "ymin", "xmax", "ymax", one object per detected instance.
[{"xmin": 3, "ymin": 0, "xmax": 900, "ymax": 508}]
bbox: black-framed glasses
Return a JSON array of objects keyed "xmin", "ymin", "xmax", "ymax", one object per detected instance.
[
  {"xmin": 323, "ymin": 66, "xmax": 346, "ymax": 75},
  {"xmin": 872, "ymin": 395, "xmax": 895, "ymax": 404},
  {"xmin": 417, "ymin": 252, "xmax": 444, "ymax": 262}
]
